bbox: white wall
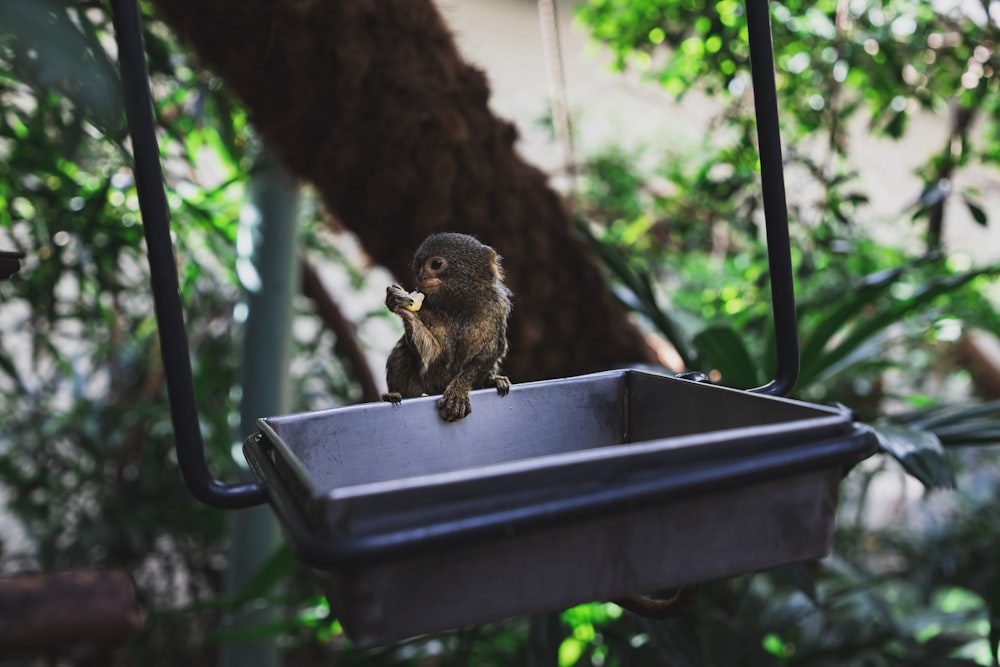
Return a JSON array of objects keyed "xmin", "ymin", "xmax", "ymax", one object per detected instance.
[{"xmin": 438, "ymin": 0, "xmax": 1000, "ymax": 264}]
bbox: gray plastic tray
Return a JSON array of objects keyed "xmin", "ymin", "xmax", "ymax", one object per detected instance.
[{"xmin": 245, "ymin": 370, "xmax": 876, "ymax": 645}]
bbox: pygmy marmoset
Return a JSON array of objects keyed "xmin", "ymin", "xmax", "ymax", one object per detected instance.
[
  {"xmin": 382, "ymin": 232, "xmax": 512, "ymax": 421},
  {"xmin": 382, "ymin": 233, "xmax": 691, "ymax": 616}
]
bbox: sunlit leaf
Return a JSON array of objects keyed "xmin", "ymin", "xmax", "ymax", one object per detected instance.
[{"xmin": 0, "ymin": 0, "xmax": 121, "ymax": 133}]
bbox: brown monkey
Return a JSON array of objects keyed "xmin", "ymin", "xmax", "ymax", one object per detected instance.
[
  {"xmin": 382, "ymin": 232, "xmax": 512, "ymax": 421},
  {"xmin": 382, "ymin": 235, "xmax": 692, "ymax": 614}
]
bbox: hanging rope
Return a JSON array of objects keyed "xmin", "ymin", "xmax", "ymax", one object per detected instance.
[{"xmin": 537, "ymin": 0, "xmax": 578, "ymax": 207}]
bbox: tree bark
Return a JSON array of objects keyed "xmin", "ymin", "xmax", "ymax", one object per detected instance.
[
  {"xmin": 0, "ymin": 570, "xmax": 142, "ymax": 655},
  {"xmin": 300, "ymin": 255, "xmax": 382, "ymax": 403},
  {"xmin": 148, "ymin": 0, "xmax": 657, "ymax": 382}
]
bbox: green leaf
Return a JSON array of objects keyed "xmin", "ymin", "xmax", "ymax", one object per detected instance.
[
  {"xmin": 894, "ymin": 400, "xmax": 1000, "ymax": 430},
  {"xmin": 0, "ymin": 345, "xmax": 27, "ymax": 394},
  {"xmin": 989, "ymin": 570, "xmax": 1000, "ymax": 667},
  {"xmin": 574, "ymin": 215, "xmax": 696, "ymax": 367},
  {"xmin": 559, "ymin": 637, "xmax": 586, "ymax": 667},
  {"xmin": 230, "ymin": 542, "xmax": 300, "ymax": 608},
  {"xmin": 872, "ymin": 425, "xmax": 955, "ymax": 489},
  {"xmin": 798, "ymin": 255, "xmax": 934, "ymax": 386},
  {"xmin": 209, "ymin": 616, "xmax": 308, "ymax": 643},
  {"xmin": 802, "ymin": 253, "xmax": 940, "ymax": 358},
  {"xmin": 0, "ymin": 0, "xmax": 121, "ymax": 132},
  {"xmin": 965, "ymin": 198, "xmax": 989, "ymax": 227},
  {"xmin": 692, "ymin": 325, "xmax": 759, "ymax": 388},
  {"xmin": 802, "ymin": 261, "xmax": 1000, "ymax": 388}
]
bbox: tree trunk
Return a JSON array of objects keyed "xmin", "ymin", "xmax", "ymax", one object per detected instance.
[
  {"xmin": 0, "ymin": 570, "xmax": 141, "ymax": 655},
  {"xmin": 148, "ymin": 0, "xmax": 657, "ymax": 382}
]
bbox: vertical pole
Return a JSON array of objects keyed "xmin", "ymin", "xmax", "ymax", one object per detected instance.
[
  {"xmin": 537, "ymin": 0, "xmax": 577, "ymax": 200},
  {"xmin": 220, "ymin": 150, "xmax": 301, "ymax": 667},
  {"xmin": 745, "ymin": 0, "xmax": 800, "ymax": 397}
]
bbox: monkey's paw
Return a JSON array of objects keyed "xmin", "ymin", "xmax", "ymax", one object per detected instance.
[
  {"xmin": 381, "ymin": 391, "xmax": 403, "ymax": 405},
  {"xmin": 490, "ymin": 373, "xmax": 511, "ymax": 397},
  {"xmin": 437, "ymin": 390, "xmax": 471, "ymax": 422},
  {"xmin": 385, "ymin": 284, "xmax": 417, "ymax": 315}
]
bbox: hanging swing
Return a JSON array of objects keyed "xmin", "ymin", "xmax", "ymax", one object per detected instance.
[{"xmin": 109, "ymin": 0, "xmax": 877, "ymax": 647}]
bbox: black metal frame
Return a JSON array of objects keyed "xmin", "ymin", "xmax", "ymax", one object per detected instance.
[
  {"xmin": 745, "ymin": 0, "xmax": 799, "ymax": 397},
  {"xmin": 110, "ymin": 0, "xmax": 799, "ymax": 509},
  {"xmin": 110, "ymin": 0, "xmax": 263, "ymax": 508}
]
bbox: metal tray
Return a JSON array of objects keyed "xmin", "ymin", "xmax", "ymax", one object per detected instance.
[{"xmin": 244, "ymin": 369, "xmax": 876, "ymax": 645}]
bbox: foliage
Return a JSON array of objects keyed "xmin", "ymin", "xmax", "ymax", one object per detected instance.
[
  {"xmin": 581, "ymin": 212, "xmax": 1000, "ymax": 400},
  {"xmin": 577, "ymin": 0, "xmax": 1000, "ymax": 247},
  {"xmin": 0, "ymin": 2, "xmax": 370, "ymax": 664},
  {"xmin": 1, "ymin": 0, "xmax": 1000, "ymax": 666},
  {"xmin": 566, "ymin": 0, "xmax": 1000, "ymax": 665},
  {"xmin": 569, "ymin": 0, "xmax": 1000, "ymax": 493}
]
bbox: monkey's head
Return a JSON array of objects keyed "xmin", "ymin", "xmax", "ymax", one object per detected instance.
[{"xmin": 411, "ymin": 232, "xmax": 507, "ymax": 309}]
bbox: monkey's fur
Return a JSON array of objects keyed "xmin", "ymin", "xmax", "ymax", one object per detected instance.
[{"xmin": 382, "ymin": 233, "xmax": 511, "ymax": 421}]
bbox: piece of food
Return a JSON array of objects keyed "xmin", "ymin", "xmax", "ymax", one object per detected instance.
[{"xmin": 403, "ymin": 290, "xmax": 425, "ymax": 312}]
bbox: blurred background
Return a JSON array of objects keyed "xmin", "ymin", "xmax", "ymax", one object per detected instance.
[{"xmin": 2, "ymin": 0, "xmax": 1000, "ymax": 664}]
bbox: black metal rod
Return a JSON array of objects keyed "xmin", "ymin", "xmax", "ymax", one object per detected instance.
[
  {"xmin": 110, "ymin": 0, "xmax": 265, "ymax": 509},
  {"xmin": 745, "ymin": 0, "xmax": 800, "ymax": 397}
]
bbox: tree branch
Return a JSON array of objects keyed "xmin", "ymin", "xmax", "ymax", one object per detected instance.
[
  {"xmin": 299, "ymin": 255, "xmax": 381, "ymax": 403},
  {"xmin": 148, "ymin": 0, "xmax": 658, "ymax": 382}
]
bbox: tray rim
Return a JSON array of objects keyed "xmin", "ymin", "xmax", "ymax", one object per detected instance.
[
  {"xmin": 257, "ymin": 369, "xmax": 852, "ymax": 502},
  {"xmin": 279, "ymin": 413, "xmax": 851, "ymax": 503},
  {"xmin": 263, "ymin": 369, "xmax": 845, "ymax": 426}
]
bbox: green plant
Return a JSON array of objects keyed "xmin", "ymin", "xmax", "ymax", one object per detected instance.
[
  {"xmin": 566, "ymin": 1, "xmax": 1000, "ymax": 663},
  {"xmin": 577, "ymin": 0, "xmax": 1000, "ymax": 248},
  {"xmin": 0, "ymin": 2, "xmax": 374, "ymax": 663}
]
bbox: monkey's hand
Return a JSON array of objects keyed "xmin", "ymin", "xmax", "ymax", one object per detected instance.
[
  {"xmin": 490, "ymin": 373, "xmax": 511, "ymax": 397},
  {"xmin": 381, "ymin": 391, "xmax": 403, "ymax": 405},
  {"xmin": 437, "ymin": 385, "xmax": 472, "ymax": 422},
  {"xmin": 385, "ymin": 284, "xmax": 417, "ymax": 318}
]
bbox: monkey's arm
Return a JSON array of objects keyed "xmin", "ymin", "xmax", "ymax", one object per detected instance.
[
  {"xmin": 487, "ymin": 316, "xmax": 511, "ymax": 396},
  {"xmin": 437, "ymin": 365, "xmax": 480, "ymax": 422},
  {"xmin": 382, "ymin": 339, "xmax": 426, "ymax": 402},
  {"xmin": 437, "ymin": 342, "xmax": 507, "ymax": 421},
  {"xmin": 386, "ymin": 285, "xmax": 445, "ymax": 369},
  {"xmin": 382, "ymin": 286, "xmax": 446, "ymax": 405}
]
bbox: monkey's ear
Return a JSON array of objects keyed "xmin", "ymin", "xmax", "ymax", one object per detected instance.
[{"xmin": 483, "ymin": 245, "xmax": 500, "ymax": 281}]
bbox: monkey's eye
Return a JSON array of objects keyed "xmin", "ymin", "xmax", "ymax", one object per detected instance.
[{"xmin": 428, "ymin": 257, "xmax": 446, "ymax": 272}]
